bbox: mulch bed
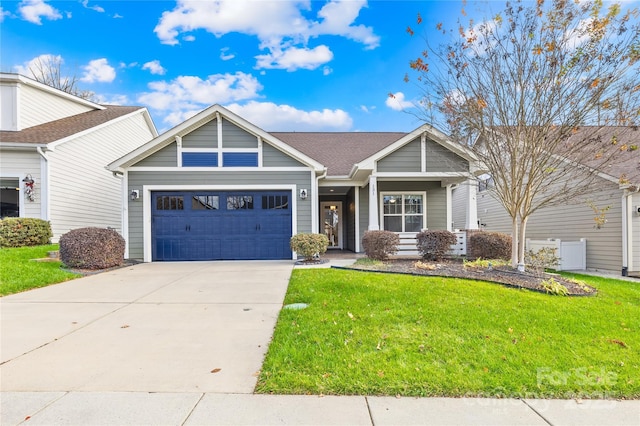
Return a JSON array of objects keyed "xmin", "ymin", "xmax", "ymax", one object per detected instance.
[{"xmin": 336, "ymin": 259, "xmax": 597, "ymax": 296}]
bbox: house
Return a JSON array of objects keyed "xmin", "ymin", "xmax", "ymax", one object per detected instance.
[
  {"xmin": 107, "ymin": 104, "xmax": 482, "ymax": 262},
  {"xmin": 453, "ymin": 127, "xmax": 640, "ymax": 277},
  {"xmin": 0, "ymin": 73, "xmax": 158, "ymax": 240}
]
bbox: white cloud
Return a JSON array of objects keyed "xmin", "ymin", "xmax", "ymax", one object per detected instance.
[
  {"xmin": 360, "ymin": 105, "xmax": 375, "ymax": 113},
  {"xmin": 80, "ymin": 58, "xmax": 116, "ymax": 83},
  {"xmin": 0, "ymin": 7, "xmax": 10, "ymax": 23},
  {"xmin": 322, "ymin": 66, "xmax": 333, "ymax": 76},
  {"xmin": 220, "ymin": 47, "xmax": 235, "ymax": 61},
  {"xmin": 142, "ymin": 60, "xmax": 166, "ymax": 75},
  {"xmin": 154, "ymin": 0, "xmax": 379, "ymax": 71},
  {"xmin": 226, "ymin": 101, "xmax": 353, "ymax": 131},
  {"xmin": 113, "ymin": 13, "xmax": 123, "ymax": 19},
  {"xmin": 256, "ymin": 45, "xmax": 333, "ymax": 71},
  {"xmin": 386, "ymin": 92, "xmax": 413, "ymax": 111},
  {"xmin": 81, "ymin": 0, "xmax": 104, "ymax": 13},
  {"xmin": 15, "ymin": 53, "xmax": 62, "ymax": 76},
  {"xmin": 137, "ymin": 72, "xmax": 263, "ymax": 118},
  {"xmin": 93, "ymin": 93, "xmax": 130, "ymax": 105},
  {"xmin": 18, "ymin": 0, "xmax": 62, "ymax": 25},
  {"xmin": 183, "ymin": 35, "xmax": 195, "ymax": 42}
]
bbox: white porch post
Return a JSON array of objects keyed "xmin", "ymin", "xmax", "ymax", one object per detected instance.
[
  {"xmin": 368, "ymin": 175, "xmax": 379, "ymax": 230},
  {"xmin": 465, "ymin": 180, "xmax": 479, "ymax": 230}
]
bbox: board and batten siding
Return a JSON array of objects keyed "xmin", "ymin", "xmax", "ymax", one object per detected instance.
[
  {"xmin": 182, "ymin": 119, "xmax": 218, "ymax": 148},
  {"xmin": 126, "ymin": 170, "xmax": 314, "ymax": 260},
  {"xmin": 0, "ymin": 149, "xmax": 42, "ymax": 218},
  {"xmin": 19, "ymin": 83, "xmax": 94, "ymax": 130},
  {"xmin": 477, "ymin": 183, "xmax": 624, "ymax": 272},
  {"xmin": 222, "ymin": 118, "xmax": 257, "ymax": 148},
  {"xmin": 47, "ymin": 112, "xmax": 155, "ymax": 240},
  {"xmin": 377, "ymin": 138, "xmax": 421, "ymax": 172}
]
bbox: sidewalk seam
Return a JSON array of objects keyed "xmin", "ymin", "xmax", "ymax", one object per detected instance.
[
  {"xmin": 520, "ymin": 399, "xmax": 553, "ymax": 426},
  {"xmin": 364, "ymin": 396, "xmax": 375, "ymax": 425},
  {"xmin": 180, "ymin": 392, "xmax": 205, "ymax": 425}
]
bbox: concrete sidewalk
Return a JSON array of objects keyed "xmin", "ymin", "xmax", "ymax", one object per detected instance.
[
  {"xmin": 2, "ymin": 259, "xmax": 638, "ymax": 425},
  {"xmin": 2, "ymin": 392, "xmax": 638, "ymax": 425}
]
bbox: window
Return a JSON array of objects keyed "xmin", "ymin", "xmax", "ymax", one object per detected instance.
[
  {"xmin": 192, "ymin": 195, "xmax": 219, "ymax": 210},
  {"xmin": 478, "ymin": 176, "xmax": 494, "ymax": 192},
  {"xmin": 227, "ymin": 195, "xmax": 253, "ymax": 210},
  {"xmin": 223, "ymin": 152, "xmax": 258, "ymax": 167},
  {"xmin": 262, "ymin": 195, "xmax": 289, "ymax": 210},
  {"xmin": 182, "ymin": 152, "xmax": 218, "ymax": 167},
  {"xmin": 157, "ymin": 196, "xmax": 184, "ymax": 210},
  {"xmin": 382, "ymin": 193, "xmax": 424, "ymax": 233}
]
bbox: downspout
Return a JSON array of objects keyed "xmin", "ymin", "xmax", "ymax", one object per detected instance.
[
  {"xmin": 622, "ymin": 188, "xmax": 637, "ymax": 276},
  {"xmin": 36, "ymin": 147, "xmax": 50, "ymax": 221},
  {"xmin": 312, "ymin": 168, "xmax": 328, "ymax": 234}
]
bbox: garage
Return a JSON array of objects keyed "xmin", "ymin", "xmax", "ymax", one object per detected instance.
[{"xmin": 152, "ymin": 190, "xmax": 292, "ymax": 261}]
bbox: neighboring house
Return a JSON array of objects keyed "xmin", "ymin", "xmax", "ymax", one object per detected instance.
[
  {"xmin": 0, "ymin": 73, "xmax": 157, "ymax": 240},
  {"xmin": 453, "ymin": 127, "xmax": 640, "ymax": 277},
  {"xmin": 107, "ymin": 104, "xmax": 482, "ymax": 262}
]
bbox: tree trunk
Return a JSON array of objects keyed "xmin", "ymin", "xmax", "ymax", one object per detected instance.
[
  {"xmin": 517, "ymin": 216, "xmax": 529, "ymax": 271},
  {"xmin": 511, "ymin": 217, "xmax": 519, "ymax": 268}
]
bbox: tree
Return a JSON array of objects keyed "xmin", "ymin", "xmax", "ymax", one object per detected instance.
[
  {"xmin": 406, "ymin": 0, "xmax": 640, "ymax": 269},
  {"xmin": 27, "ymin": 55, "xmax": 95, "ymax": 100}
]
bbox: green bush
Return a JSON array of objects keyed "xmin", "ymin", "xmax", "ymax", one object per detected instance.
[
  {"xmin": 362, "ymin": 230, "xmax": 399, "ymax": 261},
  {"xmin": 290, "ymin": 233, "xmax": 329, "ymax": 261},
  {"xmin": 59, "ymin": 227, "xmax": 125, "ymax": 270},
  {"xmin": 416, "ymin": 230, "xmax": 457, "ymax": 261},
  {"xmin": 0, "ymin": 218, "xmax": 52, "ymax": 247},
  {"xmin": 467, "ymin": 231, "xmax": 512, "ymax": 260}
]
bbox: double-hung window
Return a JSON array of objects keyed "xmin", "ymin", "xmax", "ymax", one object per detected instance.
[{"xmin": 381, "ymin": 193, "xmax": 425, "ymax": 233}]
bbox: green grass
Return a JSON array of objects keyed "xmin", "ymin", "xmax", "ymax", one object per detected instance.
[
  {"xmin": 0, "ymin": 244, "xmax": 80, "ymax": 296},
  {"xmin": 257, "ymin": 269, "xmax": 640, "ymax": 399}
]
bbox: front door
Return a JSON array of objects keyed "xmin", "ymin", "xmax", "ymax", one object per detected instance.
[{"xmin": 320, "ymin": 201, "xmax": 342, "ymax": 249}]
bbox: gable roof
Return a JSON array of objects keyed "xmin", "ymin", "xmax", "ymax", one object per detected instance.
[
  {"xmin": 0, "ymin": 105, "xmax": 152, "ymax": 147},
  {"xmin": 271, "ymin": 132, "xmax": 405, "ymax": 176},
  {"xmin": 108, "ymin": 104, "xmax": 325, "ymax": 172}
]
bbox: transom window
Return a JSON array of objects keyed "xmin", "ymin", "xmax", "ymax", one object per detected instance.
[
  {"xmin": 227, "ymin": 195, "xmax": 253, "ymax": 210},
  {"xmin": 192, "ymin": 195, "xmax": 219, "ymax": 210},
  {"xmin": 382, "ymin": 193, "xmax": 425, "ymax": 233},
  {"xmin": 157, "ymin": 196, "xmax": 184, "ymax": 210}
]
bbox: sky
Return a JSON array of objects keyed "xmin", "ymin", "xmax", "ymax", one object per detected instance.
[{"xmin": 2, "ymin": 0, "xmax": 633, "ymax": 134}]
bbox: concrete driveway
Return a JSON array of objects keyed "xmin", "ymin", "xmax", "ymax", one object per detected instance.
[{"xmin": 0, "ymin": 261, "xmax": 293, "ymax": 393}]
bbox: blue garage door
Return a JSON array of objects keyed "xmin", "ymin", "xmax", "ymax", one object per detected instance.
[{"xmin": 152, "ymin": 191, "xmax": 292, "ymax": 261}]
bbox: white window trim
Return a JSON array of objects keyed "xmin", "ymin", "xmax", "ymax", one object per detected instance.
[
  {"xmin": 379, "ymin": 191, "xmax": 427, "ymax": 233},
  {"xmin": 0, "ymin": 174, "xmax": 25, "ymax": 218}
]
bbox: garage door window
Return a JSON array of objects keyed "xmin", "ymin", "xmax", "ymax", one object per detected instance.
[
  {"xmin": 227, "ymin": 195, "xmax": 253, "ymax": 210},
  {"xmin": 263, "ymin": 195, "xmax": 289, "ymax": 210},
  {"xmin": 192, "ymin": 195, "xmax": 219, "ymax": 210},
  {"xmin": 157, "ymin": 195, "xmax": 184, "ymax": 210}
]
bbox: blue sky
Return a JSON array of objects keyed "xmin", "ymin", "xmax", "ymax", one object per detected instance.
[{"xmin": 1, "ymin": 0, "xmax": 600, "ymax": 133}]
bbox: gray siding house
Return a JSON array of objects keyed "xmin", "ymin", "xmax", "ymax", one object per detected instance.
[
  {"xmin": 454, "ymin": 127, "xmax": 640, "ymax": 277},
  {"xmin": 0, "ymin": 73, "xmax": 158, "ymax": 240},
  {"xmin": 108, "ymin": 104, "xmax": 481, "ymax": 262}
]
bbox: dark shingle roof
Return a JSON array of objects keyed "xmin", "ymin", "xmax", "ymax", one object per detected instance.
[
  {"xmin": 270, "ymin": 132, "xmax": 406, "ymax": 176},
  {"xmin": 0, "ymin": 105, "xmax": 143, "ymax": 145}
]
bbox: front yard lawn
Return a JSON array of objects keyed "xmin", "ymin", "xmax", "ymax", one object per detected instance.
[
  {"xmin": 257, "ymin": 269, "xmax": 640, "ymax": 399},
  {"xmin": 0, "ymin": 244, "xmax": 80, "ymax": 296}
]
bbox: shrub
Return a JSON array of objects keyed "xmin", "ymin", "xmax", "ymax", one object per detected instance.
[
  {"xmin": 525, "ymin": 247, "xmax": 560, "ymax": 277},
  {"xmin": 0, "ymin": 218, "xmax": 52, "ymax": 247},
  {"xmin": 59, "ymin": 227, "xmax": 125, "ymax": 269},
  {"xmin": 290, "ymin": 233, "xmax": 329, "ymax": 261},
  {"xmin": 467, "ymin": 231, "xmax": 512, "ymax": 260},
  {"xmin": 361, "ymin": 230, "xmax": 399, "ymax": 261},
  {"xmin": 416, "ymin": 230, "xmax": 457, "ymax": 261},
  {"xmin": 540, "ymin": 277, "xmax": 568, "ymax": 296}
]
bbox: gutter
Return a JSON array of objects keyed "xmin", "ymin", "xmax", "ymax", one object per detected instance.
[{"xmin": 36, "ymin": 147, "xmax": 50, "ymax": 220}]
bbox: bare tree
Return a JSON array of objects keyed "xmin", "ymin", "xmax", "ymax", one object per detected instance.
[
  {"xmin": 28, "ymin": 55, "xmax": 95, "ymax": 100},
  {"xmin": 406, "ymin": 0, "xmax": 640, "ymax": 268}
]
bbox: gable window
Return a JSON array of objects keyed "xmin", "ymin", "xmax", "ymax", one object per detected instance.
[
  {"xmin": 381, "ymin": 193, "xmax": 425, "ymax": 233},
  {"xmin": 182, "ymin": 152, "xmax": 218, "ymax": 167},
  {"xmin": 223, "ymin": 152, "xmax": 258, "ymax": 167}
]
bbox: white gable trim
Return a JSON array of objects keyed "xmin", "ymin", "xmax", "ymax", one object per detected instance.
[{"xmin": 108, "ymin": 104, "xmax": 325, "ymax": 173}]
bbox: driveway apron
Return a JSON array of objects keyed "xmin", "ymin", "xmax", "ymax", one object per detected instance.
[{"xmin": 0, "ymin": 261, "xmax": 293, "ymax": 393}]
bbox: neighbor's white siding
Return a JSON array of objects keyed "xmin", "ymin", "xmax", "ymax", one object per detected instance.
[
  {"xmin": 632, "ymin": 192, "xmax": 640, "ymax": 274},
  {"xmin": 0, "ymin": 149, "xmax": 42, "ymax": 218},
  {"xmin": 477, "ymin": 183, "xmax": 624, "ymax": 272},
  {"xmin": 0, "ymin": 84, "xmax": 18, "ymax": 131},
  {"xmin": 47, "ymin": 111, "xmax": 155, "ymax": 240},
  {"xmin": 19, "ymin": 83, "xmax": 94, "ymax": 130}
]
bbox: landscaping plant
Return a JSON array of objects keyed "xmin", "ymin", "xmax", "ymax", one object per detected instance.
[
  {"xmin": 290, "ymin": 233, "xmax": 329, "ymax": 261},
  {"xmin": 0, "ymin": 218, "xmax": 52, "ymax": 247},
  {"xmin": 59, "ymin": 227, "xmax": 125, "ymax": 269},
  {"xmin": 361, "ymin": 230, "xmax": 399, "ymax": 260},
  {"xmin": 416, "ymin": 230, "xmax": 457, "ymax": 261}
]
